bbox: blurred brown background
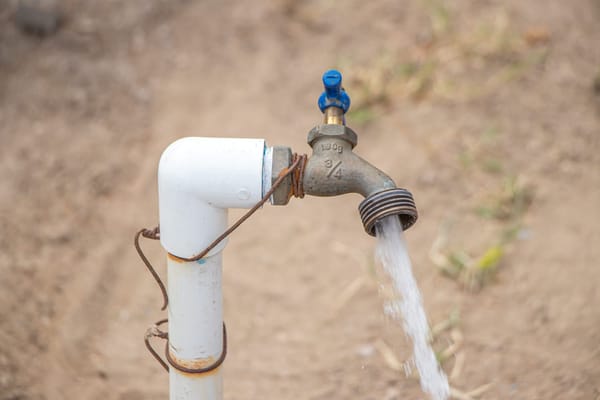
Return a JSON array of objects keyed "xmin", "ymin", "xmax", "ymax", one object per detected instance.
[{"xmin": 1, "ymin": 0, "xmax": 599, "ymax": 399}]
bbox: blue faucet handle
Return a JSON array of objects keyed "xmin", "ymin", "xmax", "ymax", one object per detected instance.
[{"xmin": 318, "ymin": 69, "xmax": 351, "ymax": 114}]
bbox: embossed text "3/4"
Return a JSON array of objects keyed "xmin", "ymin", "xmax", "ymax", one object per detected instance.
[{"xmin": 325, "ymin": 159, "xmax": 343, "ymax": 179}]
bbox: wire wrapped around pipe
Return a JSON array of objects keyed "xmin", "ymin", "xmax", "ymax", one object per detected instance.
[
  {"xmin": 168, "ymin": 152, "xmax": 307, "ymax": 262},
  {"xmin": 136, "ymin": 152, "xmax": 306, "ymax": 372}
]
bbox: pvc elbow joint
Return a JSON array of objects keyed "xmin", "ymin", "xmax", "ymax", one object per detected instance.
[{"xmin": 158, "ymin": 137, "xmax": 270, "ymax": 258}]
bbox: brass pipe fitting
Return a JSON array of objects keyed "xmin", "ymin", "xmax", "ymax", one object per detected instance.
[{"xmin": 323, "ymin": 107, "xmax": 344, "ymax": 125}]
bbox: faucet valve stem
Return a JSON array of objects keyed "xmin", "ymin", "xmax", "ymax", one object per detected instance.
[{"xmin": 318, "ymin": 69, "xmax": 351, "ymax": 125}]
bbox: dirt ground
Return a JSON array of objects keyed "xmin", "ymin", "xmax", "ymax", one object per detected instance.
[{"xmin": 1, "ymin": 1, "xmax": 599, "ymax": 399}]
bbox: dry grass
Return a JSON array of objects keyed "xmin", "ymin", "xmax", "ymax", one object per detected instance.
[{"xmin": 340, "ymin": 4, "xmax": 550, "ymax": 126}]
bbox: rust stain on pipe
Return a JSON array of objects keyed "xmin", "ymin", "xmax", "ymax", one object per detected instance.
[
  {"xmin": 164, "ymin": 323, "xmax": 227, "ymax": 376},
  {"xmin": 167, "ymin": 252, "xmax": 187, "ymax": 263},
  {"xmin": 167, "ymin": 349, "xmax": 221, "ymax": 377}
]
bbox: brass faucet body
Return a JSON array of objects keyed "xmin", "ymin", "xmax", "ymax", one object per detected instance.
[
  {"xmin": 302, "ymin": 125, "xmax": 396, "ymax": 198},
  {"xmin": 270, "ymin": 106, "xmax": 417, "ymax": 235}
]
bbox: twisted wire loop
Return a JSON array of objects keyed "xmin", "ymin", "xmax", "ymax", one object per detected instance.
[
  {"xmin": 290, "ymin": 153, "xmax": 307, "ymax": 199},
  {"xmin": 144, "ymin": 318, "xmax": 169, "ymax": 372},
  {"xmin": 144, "ymin": 318, "xmax": 227, "ymax": 374},
  {"xmin": 135, "ymin": 152, "xmax": 307, "ymax": 373},
  {"xmin": 165, "ymin": 324, "xmax": 227, "ymax": 374}
]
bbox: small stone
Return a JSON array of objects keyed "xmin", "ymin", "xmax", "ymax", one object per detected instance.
[
  {"xmin": 15, "ymin": 0, "xmax": 63, "ymax": 37},
  {"xmin": 355, "ymin": 343, "xmax": 375, "ymax": 358}
]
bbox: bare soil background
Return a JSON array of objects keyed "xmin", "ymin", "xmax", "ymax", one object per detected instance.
[{"xmin": 1, "ymin": 1, "xmax": 599, "ymax": 399}]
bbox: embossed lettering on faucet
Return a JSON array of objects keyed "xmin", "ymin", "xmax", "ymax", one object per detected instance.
[
  {"xmin": 326, "ymin": 160, "xmax": 343, "ymax": 179},
  {"xmin": 321, "ymin": 143, "xmax": 343, "ymax": 153}
]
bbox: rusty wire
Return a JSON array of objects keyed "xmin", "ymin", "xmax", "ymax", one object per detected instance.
[
  {"xmin": 170, "ymin": 152, "xmax": 307, "ymax": 262},
  {"xmin": 135, "ymin": 152, "xmax": 307, "ymax": 372},
  {"xmin": 291, "ymin": 153, "xmax": 307, "ymax": 199},
  {"xmin": 144, "ymin": 318, "xmax": 227, "ymax": 374},
  {"xmin": 144, "ymin": 318, "xmax": 169, "ymax": 372},
  {"xmin": 134, "ymin": 227, "xmax": 168, "ymax": 310},
  {"xmin": 165, "ymin": 323, "xmax": 228, "ymax": 374}
]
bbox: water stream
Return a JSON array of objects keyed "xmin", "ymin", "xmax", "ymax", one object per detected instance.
[{"xmin": 375, "ymin": 216, "xmax": 450, "ymax": 400}]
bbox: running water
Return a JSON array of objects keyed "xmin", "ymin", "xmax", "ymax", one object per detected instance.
[{"xmin": 375, "ymin": 215, "xmax": 450, "ymax": 400}]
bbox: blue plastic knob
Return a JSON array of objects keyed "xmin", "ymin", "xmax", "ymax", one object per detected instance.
[{"xmin": 318, "ymin": 69, "xmax": 351, "ymax": 114}]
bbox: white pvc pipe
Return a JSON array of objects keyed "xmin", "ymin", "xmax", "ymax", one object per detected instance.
[
  {"xmin": 158, "ymin": 137, "xmax": 269, "ymax": 400},
  {"xmin": 168, "ymin": 255, "xmax": 223, "ymax": 399}
]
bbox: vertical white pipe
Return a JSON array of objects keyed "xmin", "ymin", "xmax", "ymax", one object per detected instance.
[
  {"xmin": 168, "ymin": 254, "xmax": 224, "ymax": 400},
  {"xmin": 169, "ymin": 367, "xmax": 223, "ymax": 399},
  {"xmin": 158, "ymin": 137, "xmax": 270, "ymax": 400}
]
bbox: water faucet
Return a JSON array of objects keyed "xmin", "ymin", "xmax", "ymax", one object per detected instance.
[
  {"xmin": 147, "ymin": 69, "xmax": 420, "ymax": 399},
  {"xmin": 271, "ymin": 69, "xmax": 418, "ymax": 235}
]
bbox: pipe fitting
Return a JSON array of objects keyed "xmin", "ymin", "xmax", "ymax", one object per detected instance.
[
  {"xmin": 270, "ymin": 146, "xmax": 293, "ymax": 205},
  {"xmin": 158, "ymin": 137, "xmax": 267, "ymax": 258}
]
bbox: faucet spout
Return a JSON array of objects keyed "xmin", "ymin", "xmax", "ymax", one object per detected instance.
[{"xmin": 300, "ymin": 122, "xmax": 418, "ymax": 236}]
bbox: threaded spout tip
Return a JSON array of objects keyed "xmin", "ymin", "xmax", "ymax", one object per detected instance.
[{"xmin": 358, "ymin": 188, "xmax": 418, "ymax": 236}]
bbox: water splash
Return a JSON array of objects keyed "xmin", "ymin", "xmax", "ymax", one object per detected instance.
[{"xmin": 375, "ymin": 216, "xmax": 450, "ymax": 400}]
